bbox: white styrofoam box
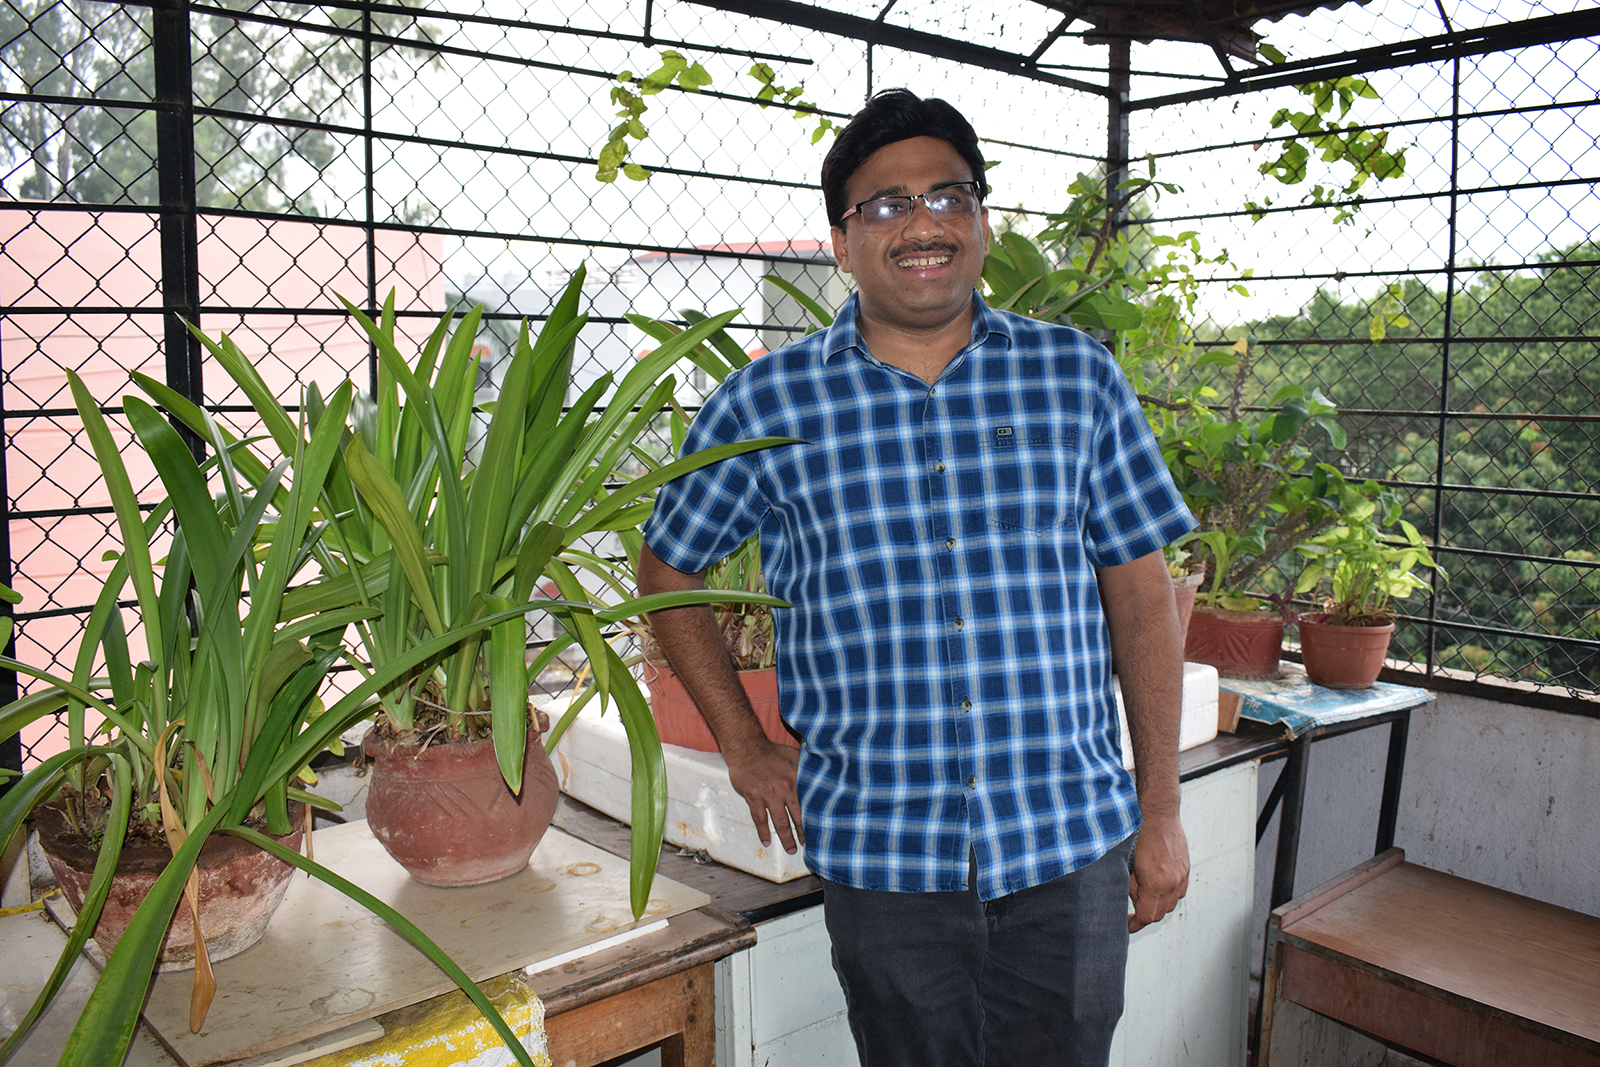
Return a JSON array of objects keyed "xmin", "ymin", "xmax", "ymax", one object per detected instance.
[
  {"xmin": 551, "ymin": 704, "xmax": 813, "ymax": 883},
  {"xmin": 1116, "ymin": 661, "xmax": 1220, "ymax": 770}
]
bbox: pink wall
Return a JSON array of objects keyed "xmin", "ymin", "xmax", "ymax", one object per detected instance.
[{"xmin": 1, "ymin": 208, "xmax": 445, "ymax": 761}]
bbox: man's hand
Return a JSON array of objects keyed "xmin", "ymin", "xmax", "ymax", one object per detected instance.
[
  {"xmin": 1128, "ymin": 809, "xmax": 1189, "ymax": 932},
  {"xmin": 724, "ymin": 739, "xmax": 805, "ymax": 854}
]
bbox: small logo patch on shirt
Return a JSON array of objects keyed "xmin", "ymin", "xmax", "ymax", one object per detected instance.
[{"xmin": 995, "ymin": 426, "xmax": 1013, "ymax": 440}]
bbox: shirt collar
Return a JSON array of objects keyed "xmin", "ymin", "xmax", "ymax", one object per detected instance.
[{"xmin": 822, "ymin": 290, "xmax": 1014, "ymax": 366}]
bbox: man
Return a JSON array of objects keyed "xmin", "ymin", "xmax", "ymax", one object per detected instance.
[{"xmin": 638, "ymin": 88, "xmax": 1194, "ymax": 1066}]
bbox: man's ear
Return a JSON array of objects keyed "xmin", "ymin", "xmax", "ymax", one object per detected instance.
[
  {"xmin": 830, "ymin": 224, "xmax": 852, "ymax": 274},
  {"xmin": 979, "ymin": 207, "xmax": 992, "ymax": 256}
]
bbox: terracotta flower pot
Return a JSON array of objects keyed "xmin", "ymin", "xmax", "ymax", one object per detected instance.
[
  {"xmin": 642, "ymin": 660, "xmax": 798, "ymax": 753},
  {"xmin": 1172, "ymin": 570, "xmax": 1207, "ymax": 646},
  {"xmin": 1298, "ymin": 616, "xmax": 1395, "ymax": 689},
  {"xmin": 362, "ymin": 726, "xmax": 560, "ymax": 887},
  {"xmin": 34, "ymin": 802, "xmax": 304, "ymax": 970},
  {"xmin": 1185, "ymin": 605, "xmax": 1284, "ymax": 680}
]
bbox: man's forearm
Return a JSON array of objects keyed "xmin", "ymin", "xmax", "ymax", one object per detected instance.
[
  {"xmin": 637, "ymin": 544, "xmax": 767, "ymax": 753},
  {"xmin": 637, "ymin": 542, "xmax": 805, "ymax": 851},
  {"xmin": 1098, "ymin": 549, "xmax": 1190, "ymax": 930}
]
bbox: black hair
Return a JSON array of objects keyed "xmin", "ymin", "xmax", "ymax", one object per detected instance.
[{"xmin": 821, "ymin": 88, "xmax": 988, "ymax": 229}]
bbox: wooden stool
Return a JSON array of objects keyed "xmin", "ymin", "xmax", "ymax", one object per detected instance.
[{"xmin": 1261, "ymin": 848, "xmax": 1600, "ymax": 1067}]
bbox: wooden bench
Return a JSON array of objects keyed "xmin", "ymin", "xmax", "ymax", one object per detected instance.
[{"xmin": 1260, "ymin": 848, "xmax": 1600, "ymax": 1067}]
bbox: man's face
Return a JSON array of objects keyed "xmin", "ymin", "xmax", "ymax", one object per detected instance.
[{"xmin": 830, "ymin": 136, "xmax": 992, "ymax": 336}]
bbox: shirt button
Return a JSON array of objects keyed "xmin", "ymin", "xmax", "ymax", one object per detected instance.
[
  {"xmin": 967, "ymin": 776, "xmax": 976, "ymax": 788},
  {"xmin": 953, "ymin": 618, "xmax": 964, "ymax": 630},
  {"xmin": 935, "ymin": 462, "xmax": 946, "ymax": 473},
  {"xmin": 945, "ymin": 537, "xmax": 956, "ymax": 549},
  {"xmin": 962, "ymin": 700, "xmax": 973, "ymax": 712},
  {"xmin": 929, "ymin": 387, "xmax": 937, "ymax": 396}
]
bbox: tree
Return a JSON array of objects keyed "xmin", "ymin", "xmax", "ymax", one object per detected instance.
[
  {"xmin": 1, "ymin": 1, "xmax": 431, "ymax": 210},
  {"xmin": 1246, "ymin": 242, "xmax": 1600, "ymax": 691}
]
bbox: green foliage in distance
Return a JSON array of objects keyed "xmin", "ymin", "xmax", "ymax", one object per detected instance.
[{"xmin": 0, "ymin": 1, "xmax": 436, "ymax": 210}]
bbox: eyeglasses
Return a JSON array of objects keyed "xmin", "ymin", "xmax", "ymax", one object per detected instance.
[{"xmin": 840, "ymin": 181, "xmax": 982, "ymax": 230}]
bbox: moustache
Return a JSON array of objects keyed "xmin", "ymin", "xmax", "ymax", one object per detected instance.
[{"xmin": 888, "ymin": 241, "xmax": 959, "ymax": 259}]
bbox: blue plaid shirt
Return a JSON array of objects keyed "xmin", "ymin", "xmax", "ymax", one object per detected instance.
[{"xmin": 644, "ymin": 292, "xmax": 1194, "ymax": 900}]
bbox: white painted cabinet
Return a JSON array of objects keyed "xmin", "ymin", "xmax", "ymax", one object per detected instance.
[
  {"xmin": 715, "ymin": 760, "xmax": 1257, "ymax": 1067},
  {"xmin": 716, "ymin": 906, "xmax": 858, "ymax": 1067},
  {"xmin": 1111, "ymin": 760, "xmax": 1257, "ymax": 1067}
]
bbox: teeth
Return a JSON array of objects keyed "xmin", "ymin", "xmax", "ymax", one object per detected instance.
[{"xmin": 899, "ymin": 254, "xmax": 950, "ymax": 268}]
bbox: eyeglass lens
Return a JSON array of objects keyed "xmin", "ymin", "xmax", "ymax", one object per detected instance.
[{"xmin": 856, "ymin": 184, "xmax": 979, "ymax": 228}]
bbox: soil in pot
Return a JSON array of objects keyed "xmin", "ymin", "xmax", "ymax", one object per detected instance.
[
  {"xmin": 642, "ymin": 660, "xmax": 799, "ymax": 753},
  {"xmin": 362, "ymin": 725, "xmax": 560, "ymax": 887},
  {"xmin": 1298, "ymin": 615, "xmax": 1396, "ymax": 689},
  {"xmin": 1185, "ymin": 605, "xmax": 1285, "ymax": 680},
  {"xmin": 34, "ymin": 802, "xmax": 304, "ymax": 970}
]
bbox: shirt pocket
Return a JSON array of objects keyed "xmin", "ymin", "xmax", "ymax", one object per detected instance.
[{"xmin": 968, "ymin": 423, "xmax": 1080, "ymax": 534}]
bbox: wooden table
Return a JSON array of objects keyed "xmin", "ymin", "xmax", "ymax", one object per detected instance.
[
  {"xmin": 1260, "ymin": 848, "xmax": 1600, "ymax": 1067},
  {"xmin": 529, "ymin": 909, "xmax": 753, "ymax": 1067}
]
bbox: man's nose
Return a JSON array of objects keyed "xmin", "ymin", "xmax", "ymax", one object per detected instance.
[{"xmin": 901, "ymin": 196, "xmax": 945, "ymax": 237}]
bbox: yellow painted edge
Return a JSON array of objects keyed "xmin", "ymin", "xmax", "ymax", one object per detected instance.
[{"xmin": 296, "ymin": 972, "xmax": 550, "ymax": 1067}]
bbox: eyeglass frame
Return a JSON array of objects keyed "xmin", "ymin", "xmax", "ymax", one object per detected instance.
[{"xmin": 838, "ymin": 180, "xmax": 984, "ymax": 229}]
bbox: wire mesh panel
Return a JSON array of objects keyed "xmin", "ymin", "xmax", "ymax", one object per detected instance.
[
  {"xmin": 1125, "ymin": 2, "xmax": 1598, "ymax": 701},
  {"xmin": 2, "ymin": 0, "xmax": 1596, "ymax": 776}
]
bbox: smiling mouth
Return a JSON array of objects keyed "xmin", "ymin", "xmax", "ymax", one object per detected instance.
[{"xmin": 896, "ymin": 251, "xmax": 953, "ymax": 269}]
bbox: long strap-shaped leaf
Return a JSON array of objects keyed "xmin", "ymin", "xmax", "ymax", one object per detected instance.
[
  {"xmin": 0, "ymin": 754, "xmax": 132, "ymax": 1063},
  {"xmin": 0, "ymin": 748, "xmax": 77, "ymax": 861},
  {"xmin": 345, "ymin": 434, "xmax": 448, "ymax": 637},
  {"xmin": 484, "ymin": 594, "xmax": 529, "ymax": 793},
  {"xmin": 65, "ymin": 371, "xmax": 164, "ymax": 680},
  {"xmin": 599, "ymin": 642, "xmax": 665, "ymax": 919},
  {"xmin": 568, "ymin": 436, "xmax": 803, "ymax": 539},
  {"xmin": 55, "ymin": 800, "xmax": 227, "ymax": 1066}
]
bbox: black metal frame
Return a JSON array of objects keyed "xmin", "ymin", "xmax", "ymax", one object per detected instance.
[{"xmin": 2, "ymin": 1, "xmax": 1598, "ymax": 787}]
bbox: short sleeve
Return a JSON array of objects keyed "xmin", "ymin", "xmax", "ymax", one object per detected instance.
[
  {"xmin": 642, "ymin": 376, "xmax": 769, "ymax": 573},
  {"xmin": 1081, "ymin": 357, "xmax": 1195, "ymax": 566}
]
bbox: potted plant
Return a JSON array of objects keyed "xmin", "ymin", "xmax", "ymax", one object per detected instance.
[
  {"xmin": 1163, "ymin": 342, "xmax": 1370, "ymax": 678},
  {"xmin": 175, "ymin": 273, "xmax": 785, "ymax": 904},
  {"xmin": 0, "ymin": 373, "xmax": 551, "ymax": 1067},
  {"xmin": 1294, "ymin": 487, "xmax": 1442, "ymax": 688},
  {"xmin": 983, "ymin": 165, "xmax": 1262, "ymax": 650},
  {"xmin": 604, "ymin": 312, "xmax": 796, "ymax": 754}
]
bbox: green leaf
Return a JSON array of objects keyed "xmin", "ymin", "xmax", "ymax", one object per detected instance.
[
  {"xmin": 0, "ymin": 755, "xmax": 131, "ymax": 1063},
  {"xmin": 58, "ymin": 801, "xmax": 227, "ymax": 1066},
  {"xmin": 345, "ymin": 434, "xmax": 448, "ymax": 637},
  {"xmin": 486, "ymin": 594, "xmax": 529, "ymax": 794}
]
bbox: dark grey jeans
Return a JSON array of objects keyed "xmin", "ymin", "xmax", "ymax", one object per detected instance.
[{"xmin": 819, "ymin": 834, "xmax": 1135, "ymax": 1067}]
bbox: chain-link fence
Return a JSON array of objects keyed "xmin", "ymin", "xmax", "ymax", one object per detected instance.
[{"xmin": 3, "ymin": 0, "xmax": 1596, "ymax": 773}]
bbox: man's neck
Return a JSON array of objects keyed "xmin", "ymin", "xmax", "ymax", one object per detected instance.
[{"xmin": 855, "ymin": 296, "xmax": 976, "ymax": 385}]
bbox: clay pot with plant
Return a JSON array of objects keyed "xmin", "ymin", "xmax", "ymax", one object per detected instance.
[
  {"xmin": 1294, "ymin": 486, "xmax": 1442, "ymax": 688},
  {"xmin": 188, "ymin": 273, "xmax": 786, "ymax": 908},
  {"xmin": 0, "ymin": 372, "xmax": 542, "ymax": 1065},
  {"xmin": 1162, "ymin": 343, "xmax": 1376, "ymax": 678}
]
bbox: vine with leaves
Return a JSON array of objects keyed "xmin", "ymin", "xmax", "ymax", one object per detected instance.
[
  {"xmin": 1244, "ymin": 45, "xmax": 1408, "ymax": 225},
  {"xmin": 596, "ymin": 50, "xmax": 836, "ymax": 183}
]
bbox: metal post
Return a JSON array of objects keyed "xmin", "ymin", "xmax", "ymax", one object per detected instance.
[
  {"xmin": 1427, "ymin": 54, "xmax": 1462, "ymax": 674},
  {"xmin": 153, "ymin": 0, "xmax": 202, "ymax": 453},
  {"xmin": 1105, "ymin": 37, "xmax": 1131, "ymax": 228},
  {"xmin": 1270, "ymin": 737, "xmax": 1311, "ymax": 908},
  {"xmin": 1376, "ymin": 709, "xmax": 1411, "ymax": 853},
  {"xmin": 364, "ymin": 1, "xmax": 380, "ymax": 398}
]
